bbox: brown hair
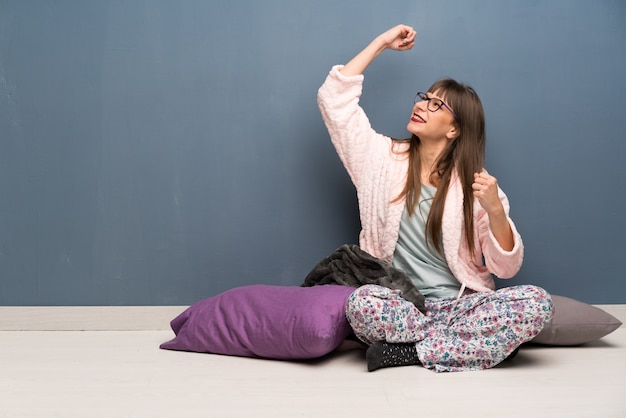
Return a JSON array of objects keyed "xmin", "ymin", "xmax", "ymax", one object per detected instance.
[{"xmin": 394, "ymin": 78, "xmax": 485, "ymax": 255}]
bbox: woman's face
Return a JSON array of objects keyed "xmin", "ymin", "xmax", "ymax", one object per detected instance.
[{"xmin": 407, "ymin": 90, "xmax": 457, "ymax": 141}]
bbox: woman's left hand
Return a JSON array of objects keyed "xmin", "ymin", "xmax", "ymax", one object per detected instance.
[
  {"xmin": 473, "ymin": 171, "xmax": 515, "ymax": 251},
  {"xmin": 472, "ymin": 172, "xmax": 504, "ymax": 216}
]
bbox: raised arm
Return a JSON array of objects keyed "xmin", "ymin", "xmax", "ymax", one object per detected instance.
[{"xmin": 340, "ymin": 24, "xmax": 417, "ymax": 76}]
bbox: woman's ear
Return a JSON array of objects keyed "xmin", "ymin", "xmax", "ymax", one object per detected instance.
[{"xmin": 446, "ymin": 123, "xmax": 459, "ymax": 140}]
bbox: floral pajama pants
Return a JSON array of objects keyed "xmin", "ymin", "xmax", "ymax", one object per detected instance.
[{"xmin": 346, "ymin": 284, "xmax": 554, "ymax": 373}]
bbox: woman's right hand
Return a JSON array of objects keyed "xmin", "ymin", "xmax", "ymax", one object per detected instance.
[
  {"xmin": 340, "ymin": 24, "xmax": 417, "ymax": 76},
  {"xmin": 378, "ymin": 24, "xmax": 417, "ymax": 51}
]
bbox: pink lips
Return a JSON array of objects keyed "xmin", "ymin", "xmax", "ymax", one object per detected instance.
[{"xmin": 411, "ymin": 113, "xmax": 426, "ymax": 123}]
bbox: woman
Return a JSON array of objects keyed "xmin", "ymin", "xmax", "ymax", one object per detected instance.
[{"xmin": 317, "ymin": 24, "xmax": 553, "ymax": 373}]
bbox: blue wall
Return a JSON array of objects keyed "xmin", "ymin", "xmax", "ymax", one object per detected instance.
[{"xmin": 1, "ymin": 0, "xmax": 625, "ymax": 305}]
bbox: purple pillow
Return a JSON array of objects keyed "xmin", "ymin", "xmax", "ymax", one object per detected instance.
[{"xmin": 160, "ymin": 284, "xmax": 356, "ymax": 360}]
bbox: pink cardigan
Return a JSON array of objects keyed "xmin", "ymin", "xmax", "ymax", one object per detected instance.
[{"xmin": 317, "ymin": 66, "xmax": 524, "ymax": 293}]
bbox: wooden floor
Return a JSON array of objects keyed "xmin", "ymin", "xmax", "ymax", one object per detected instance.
[{"xmin": 1, "ymin": 306, "xmax": 625, "ymax": 418}]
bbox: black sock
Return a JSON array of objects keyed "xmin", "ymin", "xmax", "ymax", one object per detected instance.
[{"xmin": 366, "ymin": 342, "xmax": 420, "ymax": 372}]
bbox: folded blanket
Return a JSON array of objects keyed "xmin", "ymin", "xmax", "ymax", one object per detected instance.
[{"xmin": 302, "ymin": 244, "xmax": 426, "ymax": 314}]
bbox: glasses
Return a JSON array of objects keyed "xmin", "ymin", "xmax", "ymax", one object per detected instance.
[{"xmin": 414, "ymin": 92, "xmax": 457, "ymax": 120}]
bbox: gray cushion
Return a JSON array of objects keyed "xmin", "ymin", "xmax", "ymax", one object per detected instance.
[{"xmin": 531, "ymin": 295, "xmax": 622, "ymax": 346}]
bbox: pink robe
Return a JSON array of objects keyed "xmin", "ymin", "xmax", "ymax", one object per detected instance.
[{"xmin": 317, "ymin": 65, "xmax": 523, "ymax": 293}]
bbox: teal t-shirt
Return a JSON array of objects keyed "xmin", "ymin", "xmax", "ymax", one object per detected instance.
[{"xmin": 392, "ymin": 185, "xmax": 461, "ymax": 299}]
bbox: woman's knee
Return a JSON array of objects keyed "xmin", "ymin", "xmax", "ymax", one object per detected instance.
[
  {"xmin": 498, "ymin": 285, "xmax": 554, "ymax": 340},
  {"xmin": 518, "ymin": 285, "xmax": 554, "ymax": 322},
  {"xmin": 500, "ymin": 285, "xmax": 553, "ymax": 313},
  {"xmin": 345, "ymin": 285, "xmax": 427, "ymax": 345}
]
